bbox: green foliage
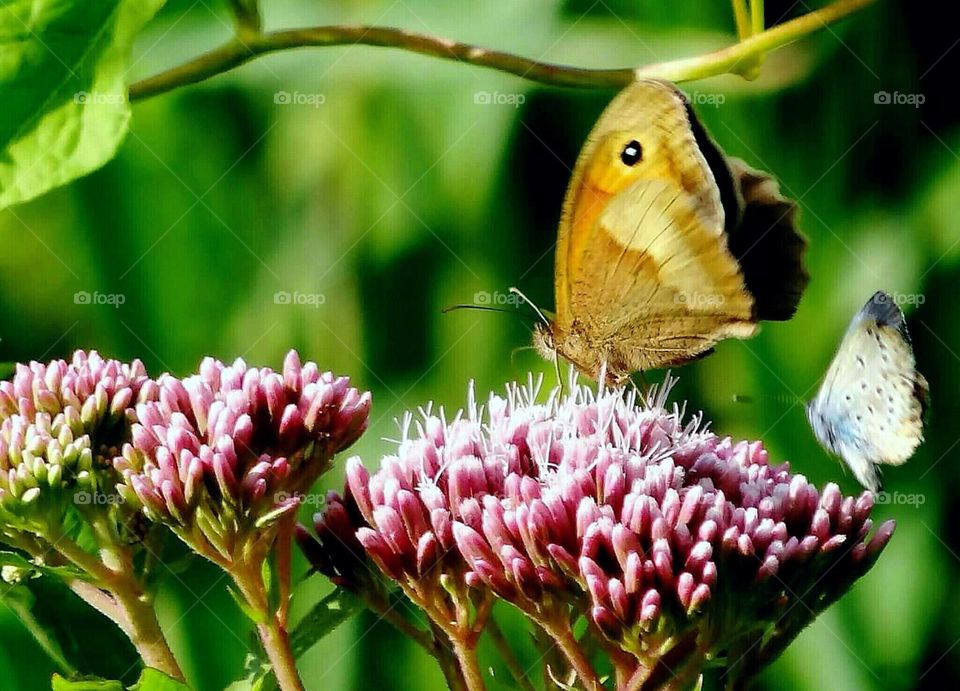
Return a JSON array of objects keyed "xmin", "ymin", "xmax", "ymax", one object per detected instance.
[
  {"xmin": 0, "ymin": 0, "xmax": 164, "ymax": 210},
  {"xmin": 0, "ymin": 0, "xmax": 956, "ymax": 690},
  {"xmin": 52, "ymin": 668, "xmax": 190, "ymax": 691},
  {"xmin": 288, "ymin": 589, "xmax": 362, "ymax": 659}
]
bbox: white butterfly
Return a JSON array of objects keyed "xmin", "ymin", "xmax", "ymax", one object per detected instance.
[{"xmin": 807, "ymin": 291, "xmax": 929, "ymax": 493}]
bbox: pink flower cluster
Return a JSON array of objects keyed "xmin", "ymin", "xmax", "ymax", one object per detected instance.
[
  {"xmin": 307, "ymin": 374, "xmax": 894, "ymax": 683},
  {"xmin": 0, "ymin": 351, "xmax": 150, "ymax": 433},
  {"xmin": 116, "ymin": 351, "xmax": 370, "ymax": 560}
]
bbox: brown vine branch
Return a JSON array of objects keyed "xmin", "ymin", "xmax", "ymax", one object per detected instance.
[{"xmin": 130, "ymin": 0, "xmax": 874, "ymax": 101}]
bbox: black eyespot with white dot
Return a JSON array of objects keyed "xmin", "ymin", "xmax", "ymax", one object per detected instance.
[{"xmin": 620, "ymin": 140, "xmax": 642, "ymax": 166}]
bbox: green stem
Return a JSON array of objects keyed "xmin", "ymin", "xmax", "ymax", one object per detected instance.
[
  {"xmin": 542, "ymin": 619, "xmax": 601, "ymax": 691},
  {"xmin": 129, "ymin": 0, "xmax": 875, "ymax": 100},
  {"xmin": 750, "ymin": 0, "xmax": 766, "ymax": 36},
  {"xmin": 257, "ymin": 617, "xmax": 305, "ymax": 691},
  {"xmin": 233, "ymin": 564, "xmax": 304, "ymax": 691},
  {"xmin": 112, "ymin": 587, "xmax": 185, "ymax": 680},
  {"xmin": 731, "ymin": 0, "xmax": 751, "ymax": 39},
  {"xmin": 450, "ymin": 635, "xmax": 485, "ymax": 691},
  {"xmin": 227, "ymin": 0, "xmax": 262, "ymax": 35},
  {"xmin": 56, "ymin": 549, "xmax": 183, "ymax": 681},
  {"xmin": 634, "ymin": 0, "xmax": 871, "ymax": 82}
]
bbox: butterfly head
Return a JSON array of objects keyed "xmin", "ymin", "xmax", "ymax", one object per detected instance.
[{"xmin": 532, "ymin": 320, "xmax": 555, "ymax": 358}]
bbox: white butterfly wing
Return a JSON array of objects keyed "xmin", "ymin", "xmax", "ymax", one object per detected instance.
[{"xmin": 808, "ymin": 292, "xmax": 927, "ymax": 492}]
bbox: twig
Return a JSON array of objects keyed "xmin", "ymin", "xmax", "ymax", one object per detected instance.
[{"xmin": 130, "ymin": 0, "xmax": 874, "ymax": 100}]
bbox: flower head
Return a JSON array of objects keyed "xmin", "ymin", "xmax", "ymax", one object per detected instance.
[
  {"xmin": 116, "ymin": 350, "xmax": 370, "ymax": 563},
  {"xmin": 307, "ymin": 372, "xmax": 894, "ymax": 686},
  {"xmin": 0, "ymin": 351, "xmax": 151, "ymax": 540}
]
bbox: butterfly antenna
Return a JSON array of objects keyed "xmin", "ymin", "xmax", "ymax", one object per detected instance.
[
  {"xmin": 508, "ymin": 287, "xmax": 550, "ymax": 326},
  {"xmin": 442, "ymin": 304, "xmax": 517, "ymax": 316},
  {"xmin": 732, "ymin": 392, "xmax": 802, "ymax": 406}
]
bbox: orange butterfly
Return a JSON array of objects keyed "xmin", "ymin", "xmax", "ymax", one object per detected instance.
[{"xmin": 533, "ymin": 79, "xmax": 809, "ymax": 383}]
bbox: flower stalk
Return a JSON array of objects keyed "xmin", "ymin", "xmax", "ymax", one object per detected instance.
[
  {"xmin": 0, "ymin": 352, "xmax": 183, "ymax": 680},
  {"xmin": 115, "ymin": 350, "xmax": 370, "ymax": 691}
]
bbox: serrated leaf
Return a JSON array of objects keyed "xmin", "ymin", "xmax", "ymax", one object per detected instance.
[
  {"xmin": 289, "ymin": 588, "xmax": 361, "ymax": 658},
  {"xmin": 0, "ymin": 0, "xmax": 166, "ymax": 210}
]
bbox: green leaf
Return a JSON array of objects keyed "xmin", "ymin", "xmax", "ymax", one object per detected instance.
[
  {"xmin": 0, "ymin": 0, "xmax": 165, "ymax": 210},
  {"xmin": 226, "ymin": 584, "xmax": 268, "ymax": 624},
  {"xmin": 51, "ymin": 669, "xmax": 190, "ymax": 691},
  {"xmin": 51, "ymin": 675, "xmax": 124, "ymax": 691},
  {"xmin": 0, "ymin": 548, "xmax": 91, "ymax": 581},
  {"xmin": 129, "ymin": 668, "xmax": 191, "ymax": 691},
  {"xmin": 289, "ymin": 588, "xmax": 362, "ymax": 658},
  {"xmin": 223, "ymin": 651, "xmax": 273, "ymax": 691},
  {"xmin": 18, "ymin": 575, "xmax": 139, "ymax": 681}
]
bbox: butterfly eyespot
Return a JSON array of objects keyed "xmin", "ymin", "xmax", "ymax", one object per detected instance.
[{"xmin": 620, "ymin": 140, "xmax": 643, "ymax": 166}]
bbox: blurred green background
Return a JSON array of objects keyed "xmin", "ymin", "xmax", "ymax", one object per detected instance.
[{"xmin": 1, "ymin": 0, "xmax": 958, "ymax": 688}]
